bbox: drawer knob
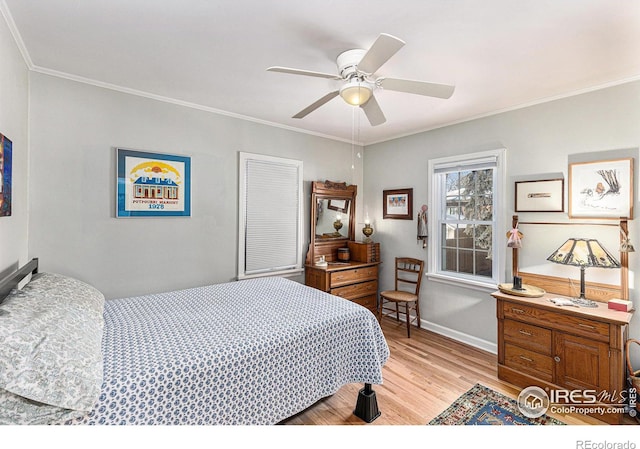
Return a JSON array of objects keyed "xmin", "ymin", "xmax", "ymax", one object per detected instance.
[
  {"xmin": 578, "ymin": 323, "xmax": 596, "ymax": 330},
  {"xmin": 512, "ymin": 308, "xmax": 525, "ymax": 314},
  {"xmin": 554, "ymin": 356, "xmax": 561, "ymax": 363},
  {"xmin": 519, "ymin": 356, "xmax": 533, "ymax": 362},
  {"xmin": 518, "ymin": 330, "xmax": 532, "ymax": 336}
]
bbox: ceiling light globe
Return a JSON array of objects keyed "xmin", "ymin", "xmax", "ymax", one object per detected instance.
[{"xmin": 340, "ymin": 80, "xmax": 372, "ymax": 106}]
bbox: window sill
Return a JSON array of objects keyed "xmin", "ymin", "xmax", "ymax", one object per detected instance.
[
  {"xmin": 425, "ymin": 272, "xmax": 498, "ymax": 294},
  {"xmin": 237, "ymin": 268, "xmax": 304, "ymax": 281}
]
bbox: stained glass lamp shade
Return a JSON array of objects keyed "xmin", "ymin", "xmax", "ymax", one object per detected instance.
[{"xmin": 547, "ymin": 238, "xmax": 620, "ymax": 299}]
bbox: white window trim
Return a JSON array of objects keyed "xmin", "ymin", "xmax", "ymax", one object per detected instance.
[
  {"xmin": 238, "ymin": 152, "xmax": 304, "ymax": 280},
  {"xmin": 426, "ymin": 148, "xmax": 506, "ymax": 291}
]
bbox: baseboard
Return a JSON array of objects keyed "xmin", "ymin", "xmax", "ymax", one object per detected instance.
[{"xmin": 420, "ymin": 318, "xmax": 497, "ymax": 354}]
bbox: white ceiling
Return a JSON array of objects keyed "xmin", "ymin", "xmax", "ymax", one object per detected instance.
[{"xmin": 3, "ymin": 0, "xmax": 640, "ymax": 145}]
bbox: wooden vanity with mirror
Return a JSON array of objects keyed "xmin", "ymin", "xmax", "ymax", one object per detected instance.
[{"xmin": 305, "ymin": 180, "xmax": 380, "ymax": 314}]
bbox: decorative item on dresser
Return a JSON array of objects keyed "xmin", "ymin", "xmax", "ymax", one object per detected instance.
[
  {"xmin": 362, "ymin": 216, "xmax": 374, "ymax": 243},
  {"xmin": 348, "ymin": 241, "xmax": 380, "ymax": 264},
  {"xmin": 546, "ymin": 238, "xmax": 621, "ymax": 300}
]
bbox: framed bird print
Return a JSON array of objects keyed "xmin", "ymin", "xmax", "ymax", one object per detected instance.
[{"xmin": 568, "ymin": 158, "xmax": 633, "ymax": 219}]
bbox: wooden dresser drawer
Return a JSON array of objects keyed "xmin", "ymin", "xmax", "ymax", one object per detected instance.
[
  {"xmin": 503, "ymin": 319, "xmax": 552, "ymax": 355},
  {"xmin": 331, "ymin": 280, "xmax": 378, "ymax": 300},
  {"xmin": 503, "ymin": 302, "xmax": 610, "ymax": 342},
  {"xmin": 330, "ymin": 266, "xmax": 378, "ymax": 287},
  {"xmin": 350, "ymin": 294, "xmax": 377, "ymax": 310},
  {"xmin": 504, "ymin": 343, "xmax": 553, "ymax": 382}
]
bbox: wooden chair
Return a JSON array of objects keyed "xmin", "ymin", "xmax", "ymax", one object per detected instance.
[{"xmin": 378, "ymin": 257, "xmax": 425, "ymax": 337}]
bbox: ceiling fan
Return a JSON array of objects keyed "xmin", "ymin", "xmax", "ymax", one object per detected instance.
[{"xmin": 267, "ymin": 33, "xmax": 455, "ymax": 126}]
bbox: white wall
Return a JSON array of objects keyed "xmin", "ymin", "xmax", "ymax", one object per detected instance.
[
  {"xmin": 0, "ymin": 15, "xmax": 29, "ymax": 275},
  {"xmin": 27, "ymin": 73, "xmax": 363, "ymax": 299},
  {"xmin": 364, "ymin": 81, "xmax": 640, "ymax": 350}
]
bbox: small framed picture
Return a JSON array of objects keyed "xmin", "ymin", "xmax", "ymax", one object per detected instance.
[
  {"xmin": 568, "ymin": 158, "xmax": 634, "ymax": 219},
  {"xmin": 383, "ymin": 188, "xmax": 413, "ymax": 220},
  {"xmin": 116, "ymin": 148, "xmax": 191, "ymax": 217},
  {"xmin": 515, "ymin": 179, "xmax": 564, "ymax": 212}
]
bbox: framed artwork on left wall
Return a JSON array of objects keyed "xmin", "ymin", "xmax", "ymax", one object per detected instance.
[
  {"xmin": 116, "ymin": 148, "xmax": 191, "ymax": 217},
  {"xmin": 0, "ymin": 133, "xmax": 12, "ymax": 217}
]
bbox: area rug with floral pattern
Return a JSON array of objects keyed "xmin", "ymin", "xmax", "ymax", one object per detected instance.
[{"xmin": 428, "ymin": 384, "xmax": 564, "ymax": 425}]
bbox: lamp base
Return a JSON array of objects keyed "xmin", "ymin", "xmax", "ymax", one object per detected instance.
[{"xmin": 579, "ymin": 266, "xmax": 587, "ymax": 300}]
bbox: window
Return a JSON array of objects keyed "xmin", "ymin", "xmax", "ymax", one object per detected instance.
[
  {"xmin": 427, "ymin": 149, "xmax": 506, "ymax": 289},
  {"xmin": 238, "ymin": 152, "xmax": 303, "ymax": 279}
]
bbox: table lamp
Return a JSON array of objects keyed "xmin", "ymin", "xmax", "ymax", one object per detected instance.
[{"xmin": 547, "ymin": 238, "xmax": 620, "ymax": 299}]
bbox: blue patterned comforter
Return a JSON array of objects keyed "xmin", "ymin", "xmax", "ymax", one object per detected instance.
[{"xmin": 68, "ymin": 277, "xmax": 389, "ymax": 425}]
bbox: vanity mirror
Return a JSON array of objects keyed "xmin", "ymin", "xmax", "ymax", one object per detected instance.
[{"xmin": 306, "ymin": 180, "xmax": 357, "ymax": 264}]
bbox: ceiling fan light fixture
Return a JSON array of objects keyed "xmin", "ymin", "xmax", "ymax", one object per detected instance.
[{"xmin": 339, "ymin": 79, "xmax": 372, "ymax": 106}]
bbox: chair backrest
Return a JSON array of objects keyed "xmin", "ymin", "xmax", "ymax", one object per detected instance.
[{"xmin": 394, "ymin": 257, "xmax": 425, "ymax": 295}]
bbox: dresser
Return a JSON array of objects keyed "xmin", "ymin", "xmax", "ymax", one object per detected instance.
[
  {"xmin": 493, "ymin": 290, "xmax": 634, "ymax": 424},
  {"xmin": 305, "ymin": 261, "xmax": 380, "ymax": 314}
]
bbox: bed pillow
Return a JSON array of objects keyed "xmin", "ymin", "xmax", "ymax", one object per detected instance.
[
  {"xmin": 0, "ymin": 389, "xmax": 86, "ymax": 425},
  {"xmin": 0, "ymin": 272, "xmax": 105, "ymax": 416}
]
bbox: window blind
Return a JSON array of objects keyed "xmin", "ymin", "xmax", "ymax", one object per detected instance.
[
  {"xmin": 433, "ymin": 155, "xmax": 498, "ymax": 174},
  {"xmin": 239, "ymin": 153, "xmax": 303, "ymax": 278}
]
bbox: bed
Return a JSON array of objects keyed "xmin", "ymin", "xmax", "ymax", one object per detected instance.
[{"xmin": 0, "ymin": 258, "xmax": 389, "ymax": 425}]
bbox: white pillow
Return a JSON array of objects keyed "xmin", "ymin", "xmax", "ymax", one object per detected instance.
[{"xmin": 0, "ymin": 272, "xmax": 104, "ymax": 421}]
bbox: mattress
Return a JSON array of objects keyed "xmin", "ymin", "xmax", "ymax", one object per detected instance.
[{"xmin": 69, "ymin": 276, "xmax": 389, "ymax": 425}]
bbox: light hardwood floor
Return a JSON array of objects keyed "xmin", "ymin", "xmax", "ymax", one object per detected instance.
[{"xmin": 283, "ymin": 316, "xmax": 636, "ymax": 425}]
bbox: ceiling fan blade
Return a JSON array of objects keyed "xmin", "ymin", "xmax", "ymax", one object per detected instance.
[
  {"xmin": 360, "ymin": 95, "xmax": 386, "ymax": 126},
  {"xmin": 357, "ymin": 33, "xmax": 406, "ymax": 75},
  {"xmin": 267, "ymin": 66, "xmax": 341, "ymax": 80},
  {"xmin": 292, "ymin": 90, "xmax": 340, "ymax": 119},
  {"xmin": 379, "ymin": 77, "xmax": 455, "ymax": 99}
]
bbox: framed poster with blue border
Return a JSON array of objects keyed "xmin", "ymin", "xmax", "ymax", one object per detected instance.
[
  {"xmin": 0, "ymin": 133, "xmax": 12, "ymax": 217},
  {"xmin": 116, "ymin": 148, "xmax": 191, "ymax": 217}
]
